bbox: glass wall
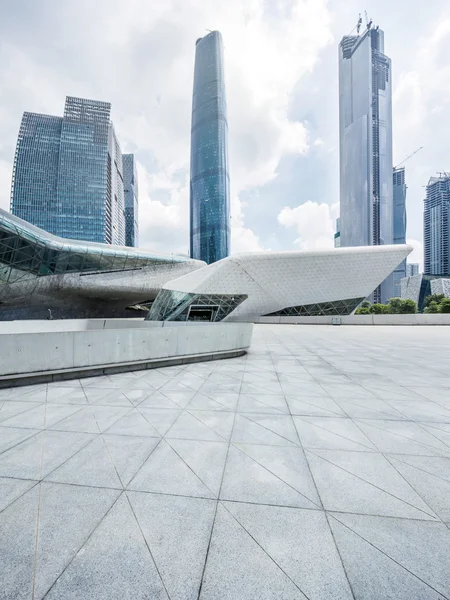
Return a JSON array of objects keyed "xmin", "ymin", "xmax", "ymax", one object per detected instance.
[
  {"xmin": 190, "ymin": 31, "xmax": 230, "ymax": 264},
  {"xmin": 0, "ymin": 209, "xmax": 190, "ymax": 290},
  {"xmin": 123, "ymin": 154, "xmax": 139, "ymax": 247},
  {"xmin": 10, "ymin": 96, "xmax": 126, "ymax": 246}
]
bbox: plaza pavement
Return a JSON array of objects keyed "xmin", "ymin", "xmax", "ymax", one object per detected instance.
[{"xmin": 1, "ymin": 324, "xmax": 450, "ymax": 599}]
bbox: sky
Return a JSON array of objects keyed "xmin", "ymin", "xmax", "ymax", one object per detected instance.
[{"xmin": 1, "ymin": 0, "xmax": 449, "ymax": 269}]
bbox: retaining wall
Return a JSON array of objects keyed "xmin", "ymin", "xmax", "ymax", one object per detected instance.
[
  {"xmin": 0, "ymin": 320, "xmax": 253, "ymax": 382},
  {"xmin": 254, "ymin": 314, "xmax": 450, "ymax": 325}
]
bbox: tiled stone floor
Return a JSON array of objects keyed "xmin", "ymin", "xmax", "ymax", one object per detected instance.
[{"xmin": 1, "ymin": 324, "xmax": 450, "ymax": 599}]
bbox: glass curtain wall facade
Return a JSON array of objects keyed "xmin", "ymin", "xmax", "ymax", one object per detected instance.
[
  {"xmin": 122, "ymin": 154, "xmax": 139, "ymax": 247},
  {"xmin": 424, "ymin": 175, "xmax": 450, "ymax": 275},
  {"xmin": 393, "ymin": 167, "xmax": 407, "ymax": 296},
  {"xmin": 11, "ymin": 96, "xmax": 126, "ymax": 246},
  {"xmin": 406, "ymin": 263, "xmax": 419, "ymax": 277},
  {"xmin": 339, "ymin": 26, "xmax": 393, "ymax": 303},
  {"xmin": 190, "ymin": 30, "xmax": 230, "ymax": 264},
  {"xmin": 0, "ymin": 208, "xmax": 188, "ymax": 301}
]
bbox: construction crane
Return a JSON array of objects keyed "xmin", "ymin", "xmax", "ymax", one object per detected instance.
[
  {"xmin": 365, "ymin": 11, "xmax": 373, "ymax": 30},
  {"xmin": 394, "ymin": 146, "xmax": 424, "ymax": 170}
]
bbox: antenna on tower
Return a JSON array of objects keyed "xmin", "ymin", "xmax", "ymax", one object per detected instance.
[{"xmin": 356, "ymin": 13, "xmax": 362, "ymax": 35}]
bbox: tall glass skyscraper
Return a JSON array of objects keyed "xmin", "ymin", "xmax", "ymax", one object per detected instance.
[
  {"xmin": 339, "ymin": 25, "xmax": 393, "ymax": 303},
  {"xmin": 190, "ymin": 31, "xmax": 230, "ymax": 264},
  {"xmin": 393, "ymin": 167, "xmax": 407, "ymax": 296},
  {"xmin": 11, "ymin": 96, "xmax": 126, "ymax": 245},
  {"xmin": 424, "ymin": 174, "xmax": 450, "ymax": 275},
  {"xmin": 122, "ymin": 154, "xmax": 139, "ymax": 247}
]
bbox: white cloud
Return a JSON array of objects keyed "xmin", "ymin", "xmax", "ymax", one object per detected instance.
[
  {"xmin": 277, "ymin": 200, "xmax": 338, "ymax": 249},
  {"xmin": 0, "ymin": 0, "xmax": 333, "ymax": 254}
]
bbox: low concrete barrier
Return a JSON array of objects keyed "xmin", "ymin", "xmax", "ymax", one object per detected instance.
[
  {"xmin": 254, "ymin": 314, "xmax": 450, "ymax": 325},
  {"xmin": 0, "ymin": 320, "xmax": 253, "ymax": 385}
]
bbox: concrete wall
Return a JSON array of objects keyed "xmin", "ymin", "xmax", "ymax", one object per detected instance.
[
  {"xmin": 0, "ymin": 320, "xmax": 253, "ymax": 377},
  {"xmin": 254, "ymin": 314, "xmax": 450, "ymax": 325}
]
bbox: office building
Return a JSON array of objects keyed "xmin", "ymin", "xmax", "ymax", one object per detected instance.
[
  {"xmin": 339, "ymin": 23, "xmax": 393, "ymax": 302},
  {"xmin": 424, "ymin": 174, "xmax": 450, "ymax": 275},
  {"xmin": 11, "ymin": 96, "xmax": 125, "ymax": 245},
  {"xmin": 122, "ymin": 154, "xmax": 139, "ymax": 247},
  {"xmin": 393, "ymin": 167, "xmax": 407, "ymax": 296},
  {"xmin": 334, "ymin": 218, "xmax": 341, "ymax": 248},
  {"xmin": 406, "ymin": 263, "xmax": 419, "ymax": 277},
  {"xmin": 190, "ymin": 31, "xmax": 230, "ymax": 264}
]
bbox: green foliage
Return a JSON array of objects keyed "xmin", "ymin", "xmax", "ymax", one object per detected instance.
[
  {"xmin": 355, "ymin": 307, "xmax": 371, "ymax": 315},
  {"xmin": 439, "ymin": 298, "xmax": 450, "ymax": 313},
  {"xmin": 369, "ymin": 303, "xmax": 388, "ymax": 314},
  {"xmin": 424, "ymin": 294, "xmax": 444, "ymax": 308},
  {"xmin": 387, "ymin": 297, "xmax": 417, "ymax": 314},
  {"xmin": 424, "ymin": 301, "xmax": 440, "ymax": 314},
  {"xmin": 360, "ymin": 300, "xmax": 371, "ymax": 309}
]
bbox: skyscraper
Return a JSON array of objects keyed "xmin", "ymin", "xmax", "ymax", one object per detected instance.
[
  {"xmin": 424, "ymin": 174, "xmax": 450, "ymax": 275},
  {"xmin": 122, "ymin": 154, "xmax": 139, "ymax": 247},
  {"xmin": 339, "ymin": 24, "xmax": 393, "ymax": 303},
  {"xmin": 11, "ymin": 96, "xmax": 125, "ymax": 245},
  {"xmin": 406, "ymin": 263, "xmax": 419, "ymax": 277},
  {"xmin": 393, "ymin": 166, "xmax": 407, "ymax": 296},
  {"xmin": 190, "ymin": 31, "xmax": 230, "ymax": 264}
]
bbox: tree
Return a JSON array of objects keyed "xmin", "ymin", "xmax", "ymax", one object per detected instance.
[
  {"xmin": 387, "ymin": 297, "xmax": 417, "ymax": 314},
  {"xmin": 355, "ymin": 307, "xmax": 371, "ymax": 315},
  {"xmin": 424, "ymin": 294, "xmax": 444, "ymax": 308},
  {"xmin": 360, "ymin": 300, "xmax": 371, "ymax": 309},
  {"xmin": 387, "ymin": 297, "xmax": 403, "ymax": 314},
  {"xmin": 424, "ymin": 301, "xmax": 440, "ymax": 314},
  {"xmin": 439, "ymin": 298, "xmax": 450, "ymax": 313},
  {"xmin": 399, "ymin": 299, "xmax": 417, "ymax": 314},
  {"xmin": 370, "ymin": 303, "xmax": 388, "ymax": 314}
]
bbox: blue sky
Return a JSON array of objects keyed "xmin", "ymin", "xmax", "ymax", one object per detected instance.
[{"xmin": 1, "ymin": 0, "xmax": 449, "ymax": 268}]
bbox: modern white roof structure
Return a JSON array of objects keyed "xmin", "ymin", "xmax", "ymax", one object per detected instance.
[{"xmin": 147, "ymin": 245, "xmax": 412, "ymax": 322}]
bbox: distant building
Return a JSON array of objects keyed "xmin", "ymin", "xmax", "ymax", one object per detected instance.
[
  {"xmin": 334, "ymin": 218, "xmax": 341, "ymax": 248},
  {"xmin": 190, "ymin": 31, "xmax": 230, "ymax": 264},
  {"xmin": 122, "ymin": 154, "xmax": 139, "ymax": 247},
  {"xmin": 11, "ymin": 96, "xmax": 125, "ymax": 245},
  {"xmin": 393, "ymin": 167, "xmax": 407, "ymax": 296},
  {"xmin": 406, "ymin": 263, "xmax": 419, "ymax": 277},
  {"xmin": 424, "ymin": 174, "xmax": 450, "ymax": 275},
  {"xmin": 339, "ymin": 24, "xmax": 393, "ymax": 303},
  {"xmin": 401, "ymin": 273, "xmax": 450, "ymax": 312}
]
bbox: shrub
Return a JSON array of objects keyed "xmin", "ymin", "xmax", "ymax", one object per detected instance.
[
  {"xmin": 439, "ymin": 298, "xmax": 450, "ymax": 313},
  {"xmin": 424, "ymin": 301, "xmax": 440, "ymax": 314},
  {"xmin": 370, "ymin": 303, "xmax": 388, "ymax": 314},
  {"xmin": 424, "ymin": 294, "xmax": 444, "ymax": 308},
  {"xmin": 355, "ymin": 307, "xmax": 371, "ymax": 315},
  {"xmin": 387, "ymin": 297, "xmax": 417, "ymax": 314}
]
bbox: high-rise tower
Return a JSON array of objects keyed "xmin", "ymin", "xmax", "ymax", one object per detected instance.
[
  {"xmin": 11, "ymin": 96, "xmax": 125, "ymax": 245},
  {"xmin": 339, "ymin": 24, "xmax": 393, "ymax": 303},
  {"xmin": 122, "ymin": 154, "xmax": 139, "ymax": 247},
  {"xmin": 393, "ymin": 166, "xmax": 407, "ymax": 296},
  {"xmin": 189, "ymin": 31, "xmax": 230, "ymax": 264},
  {"xmin": 424, "ymin": 174, "xmax": 450, "ymax": 275}
]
